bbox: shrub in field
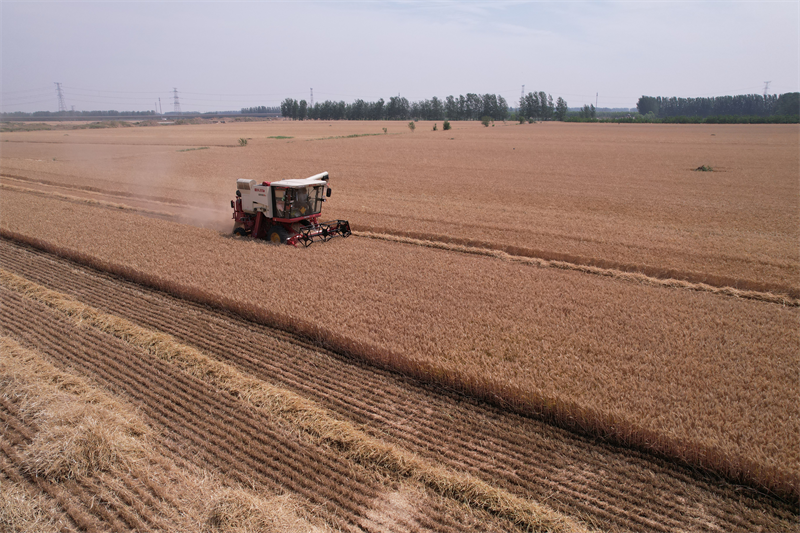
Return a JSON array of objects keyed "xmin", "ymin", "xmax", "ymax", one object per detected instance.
[
  {"xmin": 481, "ymin": 116, "xmax": 492, "ymax": 127},
  {"xmin": 408, "ymin": 122, "xmax": 415, "ymax": 132},
  {"xmin": 433, "ymin": 123, "xmax": 437, "ymax": 131},
  {"xmin": 238, "ymin": 138, "xmax": 248, "ymax": 146},
  {"xmin": 443, "ymin": 120, "xmax": 451, "ymax": 130},
  {"xmin": 695, "ymin": 165, "xmax": 713, "ymax": 172}
]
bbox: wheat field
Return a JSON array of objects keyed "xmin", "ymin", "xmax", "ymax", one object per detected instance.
[
  {"xmin": 1, "ymin": 120, "xmax": 798, "ymax": 529},
  {"xmin": 2, "ymin": 120, "xmax": 797, "ymax": 292}
]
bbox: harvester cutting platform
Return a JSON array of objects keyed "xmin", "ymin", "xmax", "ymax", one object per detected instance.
[{"xmin": 231, "ymin": 171, "xmax": 351, "ymax": 246}]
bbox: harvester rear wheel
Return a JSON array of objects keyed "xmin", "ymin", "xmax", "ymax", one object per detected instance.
[{"xmin": 267, "ymin": 225, "xmax": 289, "ymax": 245}]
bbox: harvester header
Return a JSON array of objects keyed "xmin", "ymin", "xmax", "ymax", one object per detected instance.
[{"xmin": 231, "ymin": 171, "xmax": 350, "ymax": 246}]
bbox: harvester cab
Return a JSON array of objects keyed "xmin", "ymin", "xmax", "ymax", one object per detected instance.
[{"xmin": 231, "ymin": 171, "xmax": 351, "ymax": 246}]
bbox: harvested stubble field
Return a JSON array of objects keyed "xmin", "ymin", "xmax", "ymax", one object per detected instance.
[{"xmin": 1, "ymin": 121, "xmax": 799, "ymax": 531}]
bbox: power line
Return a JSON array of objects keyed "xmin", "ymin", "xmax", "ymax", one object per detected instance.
[
  {"xmin": 173, "ymin": 88, "xmax": 181, "ymax": 114},
  {"xmin": 54, "ymin": 82, "xmax": 67, "ymax": 112}
]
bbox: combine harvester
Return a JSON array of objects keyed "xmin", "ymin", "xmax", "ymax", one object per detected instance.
[{"xmin": 231, "ymin": 171, "xmax": 350, "ymax": 246}]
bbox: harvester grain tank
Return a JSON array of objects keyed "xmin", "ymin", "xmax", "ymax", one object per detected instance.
[{"xmin": 231, "ymin": 171, "xmax": 351, "ymax": 246}]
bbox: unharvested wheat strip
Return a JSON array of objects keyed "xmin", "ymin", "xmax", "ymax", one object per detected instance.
[
  {"xmin": 0, "ymin": 267, "xmax": 587, "ymax": 533},
  {"xmin": 354, "ymin": 231, "xmax": 800, "ymax": 306}
]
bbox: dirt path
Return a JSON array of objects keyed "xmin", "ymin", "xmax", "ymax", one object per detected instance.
[{"xmin": 1, "ymin": 238, "xmax": 796, "ymax": 532}]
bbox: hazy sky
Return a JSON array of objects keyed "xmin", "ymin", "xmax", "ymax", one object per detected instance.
[{"xmin": 2, "ymin": 1, "xmax": 798, "ymax": 113}]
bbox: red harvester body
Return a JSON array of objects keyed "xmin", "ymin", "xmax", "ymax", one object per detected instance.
[{"xmin": 231, "ymin": 171, "xmax": 350, "ymax": 246}]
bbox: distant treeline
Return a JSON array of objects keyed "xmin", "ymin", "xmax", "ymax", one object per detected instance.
[
  {"xmin": 2, "ymin": 110, "xmax": 158, "ymax": 118},
  {"xmin": 636, "ymin": 93, "xmax": 799, "ymax": 118},
  {"xmin": 240, "ymin": 106, "xmax": 280, "ymax": 114},
  {"xmin": 280, "ymin": 93, "xmax": 520, "ymax": 121},
  {"xmin": 567, "ymin": 114, "xmax": 799, "ymax": 124}
]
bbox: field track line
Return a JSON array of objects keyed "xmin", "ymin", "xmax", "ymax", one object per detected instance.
[
  {"xmin": 0, "ymin": 183, "xmax": 176, "ymax": 218},
  {"xmin": 0, "ymin": 173, "xmax": 195, "ymax": 207},
  {"xmin": 0, "ymin": 140, "xmax": 236, "ymax": 147},
  {"xmin": 0, "ymin": 267, "xmax": 588, "ymax": 533},
  {"xmin": 353, "ymin": 230, "xmax": 800, "ymax": 306}
]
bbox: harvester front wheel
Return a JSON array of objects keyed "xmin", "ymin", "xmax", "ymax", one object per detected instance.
[
  {"xmin": 233, "ymin": 227, "xmax": 247, "ymax": 237},
  {"xmin": 267, "ymin": 225, "xmax": 289, "ymax": 245}
]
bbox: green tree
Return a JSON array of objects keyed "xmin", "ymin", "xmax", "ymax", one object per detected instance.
[
  {"xmin": 579, "ymin": 104, "xmax": 596, "ymax": 119},
  {"xmin": 636, "ymin": 96, "xmax": 659, "ymax": 116},
  {"xmin": 555, "ymin": 97, "xmax": 568, "ymax": 121},
  {"xmin": 430, "ymin": 96, "xmax": 445, "ymax": 120},
  {"xmin": 444, "ymin": 96, "xmax": 458, "ymax": 120},
  {"xmin": 776, "ymin": 92, "xmax": 799, "ymax": 116},
  {"xmin": 298, "ymin": 100, "xmax": 307, "ymax": 120},
  {"xmin": 280, "ymin": 98, "xmax": 296, "ymax": 118}
]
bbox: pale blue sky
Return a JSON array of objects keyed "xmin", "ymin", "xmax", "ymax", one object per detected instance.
[{"xmin": 2, "ymin": 1, "xmax": 798, "ymax": 112}]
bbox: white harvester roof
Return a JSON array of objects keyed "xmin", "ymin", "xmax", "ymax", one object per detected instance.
[{"xmin": 271, "ymin": 171, "xmax": 329, "ymax": 188}]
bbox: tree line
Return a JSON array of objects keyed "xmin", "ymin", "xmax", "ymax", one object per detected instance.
[
  {"xmin": 517, "ymin": 91, "xmax": 568, "ymax": 121},
  {"xmin": 2, "ymin": 110, "xmax": 158, "ymax": 118},
  {"xmin": 279, "ymin": 93, "xmax": 542, "ymax": 121},
  {"xmin": 240, "ymin": 106, "xmax": 280, "ymax": 114},
  {"xmin": 636, "ymin": 93, "xmax": 799, "ymax": 118}
]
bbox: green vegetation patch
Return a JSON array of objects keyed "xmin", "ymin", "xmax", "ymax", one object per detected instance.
[
  {"xmin": 267, "ymin": 135, "xmax": 293, "ymax": 139},
  {"xmin": 694, "ymin": 165, "xmax": 714, "ymax": 172}
]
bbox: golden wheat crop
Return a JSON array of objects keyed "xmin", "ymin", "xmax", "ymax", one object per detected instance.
[{"xmin": 2, "ymin": 186, "xmax": 797, "ymax": 500}]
